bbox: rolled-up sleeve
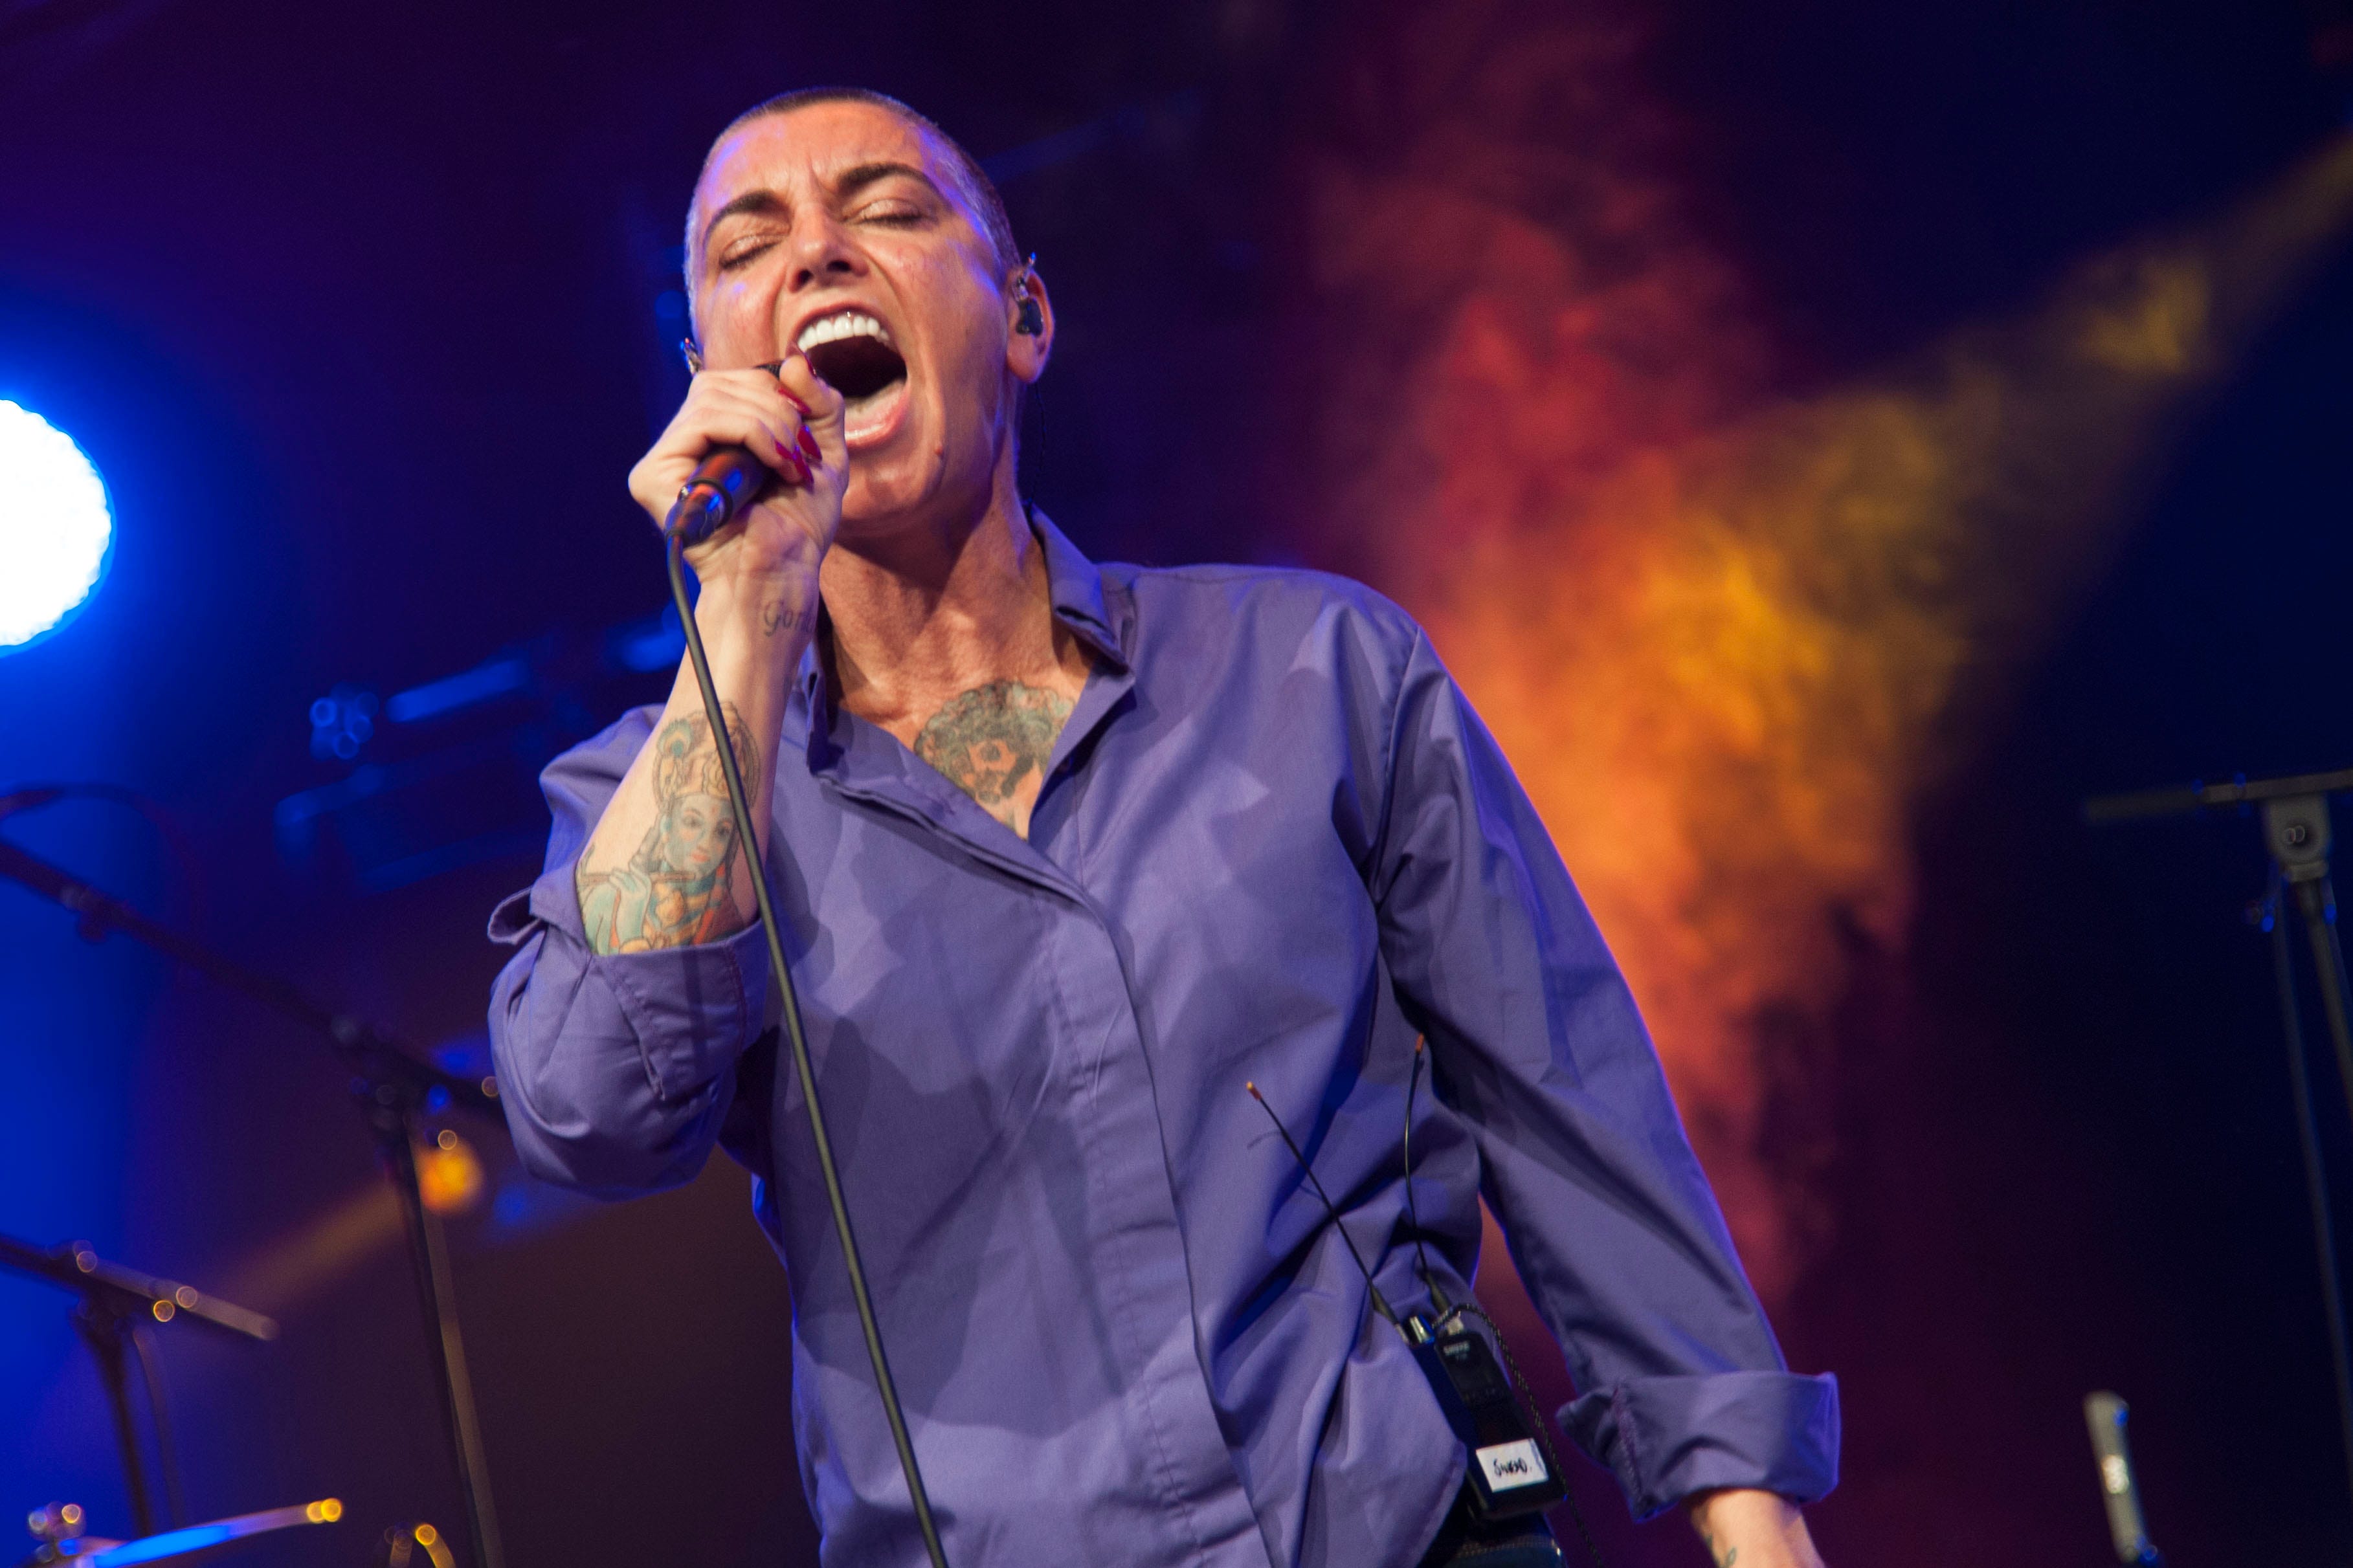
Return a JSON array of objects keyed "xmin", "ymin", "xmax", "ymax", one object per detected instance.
[
  {"xmin": 1369, "ymin": 628, "xmax": 1839, "ymax": 1519},
  {"xmin": 486, "ymin": 708, "xmax": 774, "ymax": 1198}
]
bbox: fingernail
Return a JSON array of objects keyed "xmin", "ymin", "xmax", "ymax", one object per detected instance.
[{"xmin": 797, "ymin": 427, "xmax": 822, "ymax": 463}]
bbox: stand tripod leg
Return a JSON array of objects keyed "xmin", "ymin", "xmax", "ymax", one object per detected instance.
[
  {"xmin": 128, "ymin": 1326, "xmax": 188, "ymax": 1528},
  {"xmin": 2293, "ymin": 877, "xmax": 2353, "ymax": 1131},
  {"xmin": 74, "ymin": 1305, "xmax": 156, "ymax": 1538},
  {"xmin": 2270, "ymin": 905, "xmax": 2353, "ymax": 1519},
  {"xmin": 378, "ymin": 1109, "xmax": 503, "ymax": 1568}
]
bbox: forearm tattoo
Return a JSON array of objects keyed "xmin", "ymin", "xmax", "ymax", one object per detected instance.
[
  {"xmin": 577, "ymin": 703, "xmax": 760, "ymax": 953},
  {"xmin": 913, "ymin": 681, "xmax": 1073, "ymax": 832}
]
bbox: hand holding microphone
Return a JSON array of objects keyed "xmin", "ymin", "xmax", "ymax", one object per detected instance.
[{"xmin": 628, "ymin": 352, "xmax": 846, "ymax": 584}]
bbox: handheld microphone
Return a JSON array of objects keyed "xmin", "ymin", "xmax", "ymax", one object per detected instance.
[{"xmin": 666, "ymin": 446, "xmax": 773, "ymax": 547}]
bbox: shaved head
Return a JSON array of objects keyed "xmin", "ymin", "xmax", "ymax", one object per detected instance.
[{"xmin": 685, "ymin": 87, "xmax": 1019, "ymax": 305}]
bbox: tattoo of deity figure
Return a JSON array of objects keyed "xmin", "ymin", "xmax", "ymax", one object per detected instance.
[
  {"xmin": 577, "ymin": 703, "xmax": 759, "ymax": 953},
  {"xmin": 913, "ymin": 681, "xmax": 1073, "ymax": 833}
]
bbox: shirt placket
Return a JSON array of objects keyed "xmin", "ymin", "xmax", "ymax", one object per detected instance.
[
  {"xmin": 817, "ymin": 740, "xmax": 1271, "ymax": 1567},
  {"xmin": 1042, "ymin": 907, "xmax": 1274, "ymax": 1566}
]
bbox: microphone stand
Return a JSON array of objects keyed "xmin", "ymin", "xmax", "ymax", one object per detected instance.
[
  {"xmin": 2084, "ymin": 766, "xmax": 2353, "ymax": 1525},
  {"xmin": 0, "ymin": 837, "xmax": 506, "ymax": 1568},
  {"xmin": 0, "ymin": 1232, "xmax": 276, "ymax": 1537}
]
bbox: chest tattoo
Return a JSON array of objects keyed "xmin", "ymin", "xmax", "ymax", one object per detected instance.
[{"xmin": 913, "ymin": 681, "xmax": 1075, "ymax": 832}]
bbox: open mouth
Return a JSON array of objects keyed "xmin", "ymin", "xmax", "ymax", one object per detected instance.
[{"xmin": 797, "ymin": 310, "xmax": 908, "ymax": 439}]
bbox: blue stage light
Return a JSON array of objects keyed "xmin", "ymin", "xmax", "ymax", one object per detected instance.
[{"xmin": 0, "ymin": 400, "xmax": 114, "ymax": 650}]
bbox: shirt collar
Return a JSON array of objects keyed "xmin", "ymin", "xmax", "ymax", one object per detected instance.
[
  {"xmin": 794, "ymin": 505, "xmax": 1130, "ymax": 761},
  {"xmin": 1031, "ymin": 505, "xmax": 1129, "ymax": 674}
]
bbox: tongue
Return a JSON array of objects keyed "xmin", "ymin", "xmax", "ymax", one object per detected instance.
[{"xmin": 806, "ymin": 336, "xmax": 907, "ymax": 402}]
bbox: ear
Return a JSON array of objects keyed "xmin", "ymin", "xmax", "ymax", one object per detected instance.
[{"xmin": 1006, "ymin": 260, "xmax": 1053, "ymax": 383}]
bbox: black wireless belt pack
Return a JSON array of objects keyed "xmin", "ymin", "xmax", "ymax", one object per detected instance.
[
  {"xmin": 1244, "ymin": 1060, "xmax": 1587, "ymax": 1545},
  {"xmin": 1407, "ymin": 1312, "xmax": 1568, "ymax": 1519}
]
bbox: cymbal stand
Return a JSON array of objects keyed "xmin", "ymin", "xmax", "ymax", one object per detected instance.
[
  {"xmin": 78, "ymin": 1299, "xmax": 160, "ymax": 1538},
  {"xmin": 0, "ymin": 1231, "xmax": 276, "ymax": 1537},
  {"xmin": 2084, "ymin": 766, "xmax": 2353, "ymax": 1525},
  {"xmin": 0, "ymin": 835, "xmax": 506, "ymax": 1568}
]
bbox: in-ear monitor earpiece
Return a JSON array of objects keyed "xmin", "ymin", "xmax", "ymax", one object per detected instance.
[{"xmin": 1014, "ymin": 254, "xmax": 1044, "ymax": 337}]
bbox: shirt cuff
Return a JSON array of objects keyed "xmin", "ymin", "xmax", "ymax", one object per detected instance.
[
  {"xmin": 1559, "ymin": 1370, "xmax": 1840, "ymax": 1520},
  {"xmin": 491, "ymin": 860, "xmax": 774, "ymax": 1103}
]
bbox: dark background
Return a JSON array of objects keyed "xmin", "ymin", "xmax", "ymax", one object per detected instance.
[{"xmin": 4, "ymin": 1, "xmax": 2353, "ymax": 1564}]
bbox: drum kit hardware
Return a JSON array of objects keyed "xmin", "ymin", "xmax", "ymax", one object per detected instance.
[
  {"xmin": 1, "ymin": 825, "xmax": 509, "ymax": 1564},
  {"xmin": 377, "ymin": 1525, "xmax": 454, "ymax": 1568},
  {"xmin": 14, "ymin": 1501, "xmax": 465, "ymax": 1568},
  {"xmin": 0, "ymin": 1235, "xmax": 276, "ymax": 1541},
  {"xmin": 17, "ymin": 1499, "xmax": 346, "ymax": 1567}
]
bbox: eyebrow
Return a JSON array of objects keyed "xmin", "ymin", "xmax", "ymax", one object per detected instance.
[
  {"xmin": 830, "ymin": 160, "xmax": 942, "ymax": 203},
  {"xmin": 698, "ymin": 161, "xmax": 945, "ymax": 256}
]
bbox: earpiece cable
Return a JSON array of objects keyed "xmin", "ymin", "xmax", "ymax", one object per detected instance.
[
  {"xmin": 1247, "ymin": 1081, "xmax": 1400, "ymax": 1325},
  {"xmin": 1402, "ymin": 1039, "xmax": 1605, "ymax": 1568}
]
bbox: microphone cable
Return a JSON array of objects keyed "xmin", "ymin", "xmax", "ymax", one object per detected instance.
[{"xmin": 660, "ymin": 515, "xmax": 950, "ymax": 1568}]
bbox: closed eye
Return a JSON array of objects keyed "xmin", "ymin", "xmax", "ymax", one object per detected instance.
[{"xmin": 716, "ymin": 237, "xmax": 779, "ymax": 272}]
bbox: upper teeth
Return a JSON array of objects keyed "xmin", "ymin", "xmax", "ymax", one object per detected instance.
[{"xmin": 797, "ymin": 311, "xmax": 891, "ymax": 353}]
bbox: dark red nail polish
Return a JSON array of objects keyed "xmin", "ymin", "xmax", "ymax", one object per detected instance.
[{"xmin": 797, "ymin": 427, "xmax": 822, "ymax": 463}]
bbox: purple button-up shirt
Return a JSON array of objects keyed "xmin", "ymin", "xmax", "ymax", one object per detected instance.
[{"xmin": 487, "ymin": 513, "xmax": 1837, "ymax": 1568}]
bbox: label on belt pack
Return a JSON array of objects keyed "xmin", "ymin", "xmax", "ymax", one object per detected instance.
[{"xmin": 1475, "ymin": 1439, "xmax": 1548, "ymax": 1490}]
